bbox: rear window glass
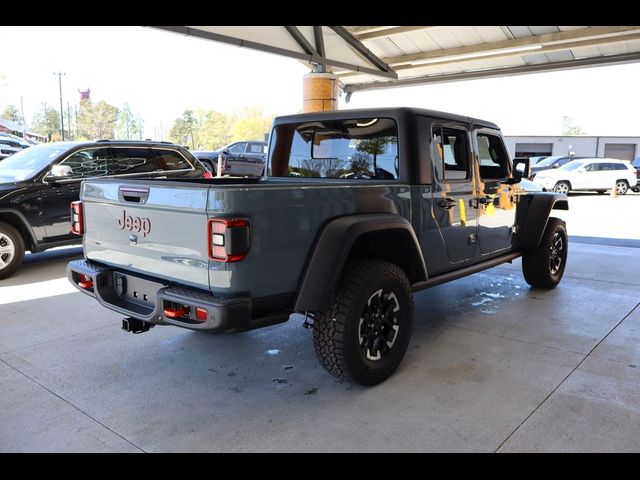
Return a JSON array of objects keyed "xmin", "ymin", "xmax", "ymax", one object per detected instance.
[
  {"xmin": 269, "ymin": 118, "xmax": 399, "ymax": 180},
  {"xmin": 249, "ymin": 143, "xmax": 264, "ymax": 154},
  {"xmin": 153, "ymin": 149, "xmax": 192, "ymax": 171},
  {"xmin": 111, "ymin": 148, "xmax": 156, "ymax": 174}
]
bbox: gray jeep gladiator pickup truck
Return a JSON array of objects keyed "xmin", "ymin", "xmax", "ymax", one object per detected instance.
[{"xmin": 68, "ymin": 107, "xmax": 568, "ymax": 385}]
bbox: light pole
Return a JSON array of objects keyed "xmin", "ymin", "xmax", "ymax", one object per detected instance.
[{"xmin": 53, "ymin": 72, "xmax": 66, "ymax": 141}]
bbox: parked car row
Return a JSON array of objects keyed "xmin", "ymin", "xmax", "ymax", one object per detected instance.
[
  {"xmin": 529, "ymin": 155, "xmax": 588, "ymax": 179},
  {"xmin": 0, "ymin": 132, "xmax": 35, "ymax": 160},
  {"xmin": 532, "ymin": 157, "xmax": 637, "ymax": 195},
  {"xmin": 193, "ymin": 140, "xmax": 266, "ymax": 177},
  {"xmin": 0, "ymin": 140, "xmax": 212, "ymax": 279}
]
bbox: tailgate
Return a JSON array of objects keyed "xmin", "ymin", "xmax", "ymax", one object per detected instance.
[{"xmin": 82, "ymin": 180, "xmax": 210, "ymax": 290}]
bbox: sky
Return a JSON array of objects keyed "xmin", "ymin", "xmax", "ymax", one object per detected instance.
[{"xmin": 1, "ymin": 25, "xmax": 640, "ymax": 139}]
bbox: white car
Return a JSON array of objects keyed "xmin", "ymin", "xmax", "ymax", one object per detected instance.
[{"xmin": 534, "ymin": 158, "xmax": 637, "ymax": 195}]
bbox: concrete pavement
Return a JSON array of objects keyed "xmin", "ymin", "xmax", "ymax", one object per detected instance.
[{"xmin": 1, "ymin": 237, "xmax": 638, "ymax": 452}]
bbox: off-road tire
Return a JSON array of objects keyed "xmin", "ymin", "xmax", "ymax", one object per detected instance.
[
  {"xmin": 522, "ymin": 217, "xmax": 567, "ymax": 289},
  {"xmin": 0, "ymin": 221, "xmax": 25, "ymax": 280},
  {"xmin": 313, "ymin": 259, "xmax": 414, "ymax": 386}
]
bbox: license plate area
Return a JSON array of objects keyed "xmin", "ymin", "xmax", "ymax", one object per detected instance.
[{"xmin": 113, "ymin": 272, "xmax": 160, "ymax": 310}]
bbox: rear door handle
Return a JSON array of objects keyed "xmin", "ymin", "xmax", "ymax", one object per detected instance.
[
  {"xmin": 118, "ymin": 186, "xmax": 150, "ymax": 204},
  {"xmin": 438, "ymin": 197, "xmax": 457, "ymax": 209}
]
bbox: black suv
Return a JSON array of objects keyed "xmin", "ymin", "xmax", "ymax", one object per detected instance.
[
  {"xmin": 193, "ymin": 140, "xmax": 267, "ymax": 177},
  {"xmin": 0, "ymin": 140, "xmax": 209, "ymax": 279}
]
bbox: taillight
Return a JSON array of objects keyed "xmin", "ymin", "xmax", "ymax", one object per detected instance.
[
  {"xmin": 70, "ymin": 201, "xmax": 84, "ymax": 235},
  {"xmin": 208, "ymin": 218, "xmax": 250, "ymax": 262}
]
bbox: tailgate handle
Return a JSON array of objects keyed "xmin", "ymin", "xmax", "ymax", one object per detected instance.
[{"xmin": 119, "ymin": 187, "xmax": 150, "ymax": 204}]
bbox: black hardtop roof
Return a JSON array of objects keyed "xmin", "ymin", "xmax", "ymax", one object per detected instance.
[{"xmin": 273, "ymin": 107, "xmax": 500, "ymax": 130}]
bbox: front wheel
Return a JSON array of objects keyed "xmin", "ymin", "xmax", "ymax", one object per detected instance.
[
  {"xmin": 615, "ymin": 180, "xmax": 629, "ymax": 195},
  {"xmin": 522, "ymin": 217, "xmax": 567, "ymax": 289},
  {"xmin": 313, "ymin": 259, "xmax": 414, "ymax": 386},
  {"xmin": 553, "ymin": 181, "xmax": 571, "ymax": 194},
  {"xmin": 0, "ymin": 221, "xmax": 25, "ymax": 280}
]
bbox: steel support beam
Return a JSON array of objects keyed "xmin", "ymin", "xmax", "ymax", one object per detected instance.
[{"xmin": 150, "ymin": 26, "xmax": 398, "ymax": 79}]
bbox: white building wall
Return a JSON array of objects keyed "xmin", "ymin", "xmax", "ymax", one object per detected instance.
[{"xmin": 504, "ymin": 136, "xmax": 640, "ymax": 159}]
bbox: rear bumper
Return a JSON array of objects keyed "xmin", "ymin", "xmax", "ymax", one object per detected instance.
[{"xmin": 67, "ymin": 259, "xmax": 286, "ymax": 332}]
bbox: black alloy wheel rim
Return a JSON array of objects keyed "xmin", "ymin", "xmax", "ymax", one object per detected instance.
[
  {"xmin": 358, "ymin": 289, "xmax": 401, "ymax": 361},
  {"xmin": 549, "ymin": 231, "xmax": 564, "ymax": 275}
]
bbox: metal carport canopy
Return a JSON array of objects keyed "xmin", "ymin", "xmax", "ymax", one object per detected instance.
[{"xmin": 151, "ymin": 26, "xmax": 640, "ymax": 95}]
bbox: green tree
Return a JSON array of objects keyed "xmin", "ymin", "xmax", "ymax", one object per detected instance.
[
  {"xmin": 116, "ymin": 103, "xmax": 140, "ymax": 140},
  {"xmin": 231, "ymin": 107, "xmax": 273, "ymax": 142},
  {"xmin": 1, "ymin": 105, "xmax": 22, "ymax": 124},
  {"xmin": 562, "ymin": 116, "xmax": 586, "ymax": 135},
  {"xmin": 200, "ymin": 111, "xmax": 233, "ymax": 150},
  {"xmin": 31, "ymin": 103, "xmax": 60, "ymax": 140},
  {"xmin": 135, "ymin": 116, "xmax": 145, "ymax": 140},
  {"xmin": 169, "ymin": 109, "xmax": 201, "ymax": 148},
  {"xmin": 77, "ymin": 99, "xmax": 119, "ymax": 140}
]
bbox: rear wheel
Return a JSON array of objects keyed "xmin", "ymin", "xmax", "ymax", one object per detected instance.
[
  {"xmin": 522, "ymin": 218, "xmax": 567, "ymax": 289},
  {"xmin": 0, "ymin": 222, "xmax": 25, "ymax": 280},
  {"xmin": 313, "ymin": 259, "xmax": 414, "ymax": 386},
  {"xmin": 553, "ymin": 181, "xmax": 570, "ymax": 194},
  {"xmin": 615, "ymin": 180, "xmax": 629, "ymax": 195}
]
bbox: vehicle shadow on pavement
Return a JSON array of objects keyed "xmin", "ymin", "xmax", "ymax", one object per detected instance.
[{"xmin": 2, "ymin": 247, "xmax": 83, "ymax": 287}]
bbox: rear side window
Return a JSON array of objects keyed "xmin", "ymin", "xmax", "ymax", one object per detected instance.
[
  {"xmin": 59, "ymin": 147, "xmax": 110, "ymax": 178},
  {"xmin": 228, "ymin": 142, "xmax": 247, "ymax": 154},
  {"xmin": 431, "ymin": 126, "xmax": 469, "ymax": 181},
  {"xmin": 111, "ymin": 148, "xmax": 156, "ymax": 174},
  {"xmin": 269, "ymin": 117, "xmax": 399, "ymax": 180},
  {"xmin": 613, "ymin": 163, "xmax": 627, "ymax": 171},
  {"xmin": 152, "ymin": 149, "xmax": 192, "ymax": 171},
  {"xmin": 248, "ymin": 143, "xmax": 264, "ymax": 154},
  {"xmin": 477, "ymin": 133, "xmax": 509, "ymax": 179}
]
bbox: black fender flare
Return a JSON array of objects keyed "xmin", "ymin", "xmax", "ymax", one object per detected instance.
[
  {"xmin": 0, "ymin": 209, "xmax": 38, "ymax": 248},
  {"xmin": 294, "ymin": 213, "xmax": 427, "ymax": 312},
  {"xmin": 514, "ymin": 193, "xmax": 568, "ymax": 249}
]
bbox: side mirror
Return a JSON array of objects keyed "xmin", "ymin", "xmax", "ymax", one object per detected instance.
[
  {"xmin": 47, "ymin": 164, "xmax": 73, "ymax": 180},
  {"xmin": 221, "ymin": 149, "xmax": 230, "ymax": 155},
  {"xmin": 511, "ymin": 157, "xmax": 530, "ymax": 182},
  {"xmin": 552, "ymin": 163, "xmax": 560, "ymax": 169},
  {"xmin": 577, "ymin": 167, "xmax": 586, "ymax": 173}
]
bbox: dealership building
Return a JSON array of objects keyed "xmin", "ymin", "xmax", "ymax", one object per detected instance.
[{"xmin": 504, "ymin": 135, "xmax": 640, "ymax": 161}]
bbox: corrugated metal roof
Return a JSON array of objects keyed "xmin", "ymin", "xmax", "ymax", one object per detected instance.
[
  {"xmin": 339, "ymin": 26, "xmax": 640, "ymax": 93},
  {"xmin": 151, "ymin": 26, "xmax": 640, "ymax": 94}
]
